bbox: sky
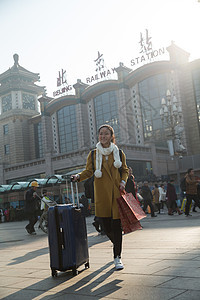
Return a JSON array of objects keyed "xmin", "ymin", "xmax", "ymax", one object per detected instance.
[{"xmin": 0, "ymin": 0, "xmax": 200, "ymax": 97}]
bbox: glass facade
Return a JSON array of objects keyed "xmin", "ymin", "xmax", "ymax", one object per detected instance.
[
  {"xmin": 34, "ymin": 122, "xmax": 43, "ymax": 158},
  {"xmin": 94, "ymin": 91, "xmax": 119, "ymax": 140},
  {"xmin": 57, "ymin": 105, "xmax": 78, "ymax": 153},
  {"xmin": 192, "ymin": 69, "xmax": 200, "ymax": 131},
  {"xmin": 127, "ymin": 160, "xmax": 155, "ymax": 182},
  {"xmin": 138, "ymin": 73, "xmax": 170, "ymax": 147}
]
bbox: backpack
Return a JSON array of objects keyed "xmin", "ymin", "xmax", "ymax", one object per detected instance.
[
  {"xmin": 84, "ymin": 176, "xmax": 94, "ymax": 199},
  {"xmin": 180, "ymin": 177, "xmax": 186, "ymax": 192},
  {"xmin": 84, "ymin": 149, "xmax": 122, "ymax": 199}
]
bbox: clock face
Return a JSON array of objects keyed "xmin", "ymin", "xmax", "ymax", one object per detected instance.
[
  {"xmin": 22, "ymin": 94, "xmax": 36, "ymax": 110},
  {"xmin": 2, "ymin": 94, "xmax": 12, "ymax": 113}
]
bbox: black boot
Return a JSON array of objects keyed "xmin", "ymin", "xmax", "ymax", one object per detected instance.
[{"xmin": 92, "ymin": 221, "xmax": 101, "ymax": 233}]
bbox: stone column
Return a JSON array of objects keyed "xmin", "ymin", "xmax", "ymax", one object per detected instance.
[{"xmin": 44, "ymin": 152, "xmax": 53, "ymax": 177}]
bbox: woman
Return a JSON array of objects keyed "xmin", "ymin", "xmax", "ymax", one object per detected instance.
[{"xmin": 72, "ymin": 124, "xmax": 129, "ymax": 270}]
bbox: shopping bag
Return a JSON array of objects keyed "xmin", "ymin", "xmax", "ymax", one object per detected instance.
[
  {"xmin": 121, "ymin": 192, "xmax": 147, "ymax": 221},
  {"xmin": 181, "ymin": 198, "xmax": 192, "ymax": 212},
  {"xmin": 117, "ymin": 192, "xmax": 146, "ymax": 234}
]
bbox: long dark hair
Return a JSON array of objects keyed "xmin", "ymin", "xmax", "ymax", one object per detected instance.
[{"xmin": 98, "ymin": 124, "xmax": 116, "ymax": 144}]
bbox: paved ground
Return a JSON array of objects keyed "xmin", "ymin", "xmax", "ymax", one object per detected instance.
[{"xmin": 1, "ymin": 210, "xmax": 200, "ymax": 300}]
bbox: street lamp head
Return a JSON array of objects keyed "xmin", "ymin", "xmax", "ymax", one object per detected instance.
[
  {"xmin": 161, "ymin": 98, "xmax": 166, "ymax": 106},
  {"xmin": 166, "ymin": 89, "xmax": 171, "ymax": 100}
]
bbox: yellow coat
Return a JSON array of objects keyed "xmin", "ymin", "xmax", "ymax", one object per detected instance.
[
  {"xmin": 79, "ymin": 149, "xmax": 129, "ymax": 219},
  {"xmin": 152, "ymin": 188, "xmax": 159, "ymax": 204}
]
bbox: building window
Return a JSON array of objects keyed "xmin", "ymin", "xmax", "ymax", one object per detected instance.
[
  {"xmin": 94, "ymin": 90, "xmax": 119, "ymax": 140},
  {"xmin": 57, "ymin": 105, "xmax": 78, "ymax": 153},
  {"xmin": 3, "ymin": 124, "xmax": 8, "ymax": 135},
  {"xmin": 126, "ymin": 160, "xmax": 152, "ymax": 181},
  {"xmin": 34, "ymin": 122, "xmax": 43, "ymax": 158},
  {"xmin": 4, "ymin": 144, "xmax": 10, "ymax": 155}
]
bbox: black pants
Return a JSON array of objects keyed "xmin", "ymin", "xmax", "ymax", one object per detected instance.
[
  {"xmin": 143, "ymin": 199, "xmax": 155, "ymax": 217},
  {"xmin": 26, "ymin": 212, "xmax": 38, "ymax": 233},
  {"xmin": 100, "ymin": 217, "xmax": 122, "ymax": 258},
  {"xmin": 185, "ymin": 194, "xmax": 200, "ymax": 215}
]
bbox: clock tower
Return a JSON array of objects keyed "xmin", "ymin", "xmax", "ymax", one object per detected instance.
[{"xmin": 0, "ymin": 54, "xmax": 46, "ymax": 165}]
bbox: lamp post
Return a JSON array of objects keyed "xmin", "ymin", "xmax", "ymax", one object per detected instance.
[{"xmin": 160, "ymin": 90, "xmax": 183, "ymax": 187}]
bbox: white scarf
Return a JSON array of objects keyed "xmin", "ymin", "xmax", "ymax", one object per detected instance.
[{"xmin": 94, "ymin": 142, "xmax": 122, "ymax": 178}]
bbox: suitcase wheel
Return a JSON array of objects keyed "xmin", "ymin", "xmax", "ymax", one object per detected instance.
[
  {"xmin": 85, "ymin": 262, "xmax": 90, "ymax": 269},
  {"xmin": 51, "ymin": 269, "xmax": 57, "ymax": 277},
  {"xmin": 72, "ymin": 266, "xmax": 78, "ymax": 276}
]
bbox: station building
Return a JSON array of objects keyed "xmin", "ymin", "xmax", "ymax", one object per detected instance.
[{"xmin": 0, "ymin": 42, "xmax": 200, "ymax": 207}]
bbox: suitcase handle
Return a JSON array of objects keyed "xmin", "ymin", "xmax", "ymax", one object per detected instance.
[{"xmin": 70, "ymin": 180, "xmax": 80, "ymax": 207}]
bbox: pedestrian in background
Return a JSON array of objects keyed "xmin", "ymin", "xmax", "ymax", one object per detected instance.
[
  {"xmin": 185, "ymin": 168, "xmax": 200, "ymax": 217},
  {"xmin": 166, "ymin": 179, "xmax": 182, "ymax": 216},
  {"xmin": 72, "ymin": 124, "xmax": 129, "ymax": 270},
  {"xmin": 158, "ymin": 183, "xmax": 166, "ymax": 214},
  {"xmin": 4, "ymin": 208, "xmax": 9, "ymax": 222},
  {"xmin": 152, "ymin": 183, "xmax": 160, "ymax": 213},
  {"xmin": 140, "ymin": 181, "xmax": 157, "ymax": 217},
  {"xmin": 125, "ymin": 167, "xmax": 139, "ymax": 203},
  {"xmin": 25, "ymin": 181, "xmax": 40, "ymax": 235}
]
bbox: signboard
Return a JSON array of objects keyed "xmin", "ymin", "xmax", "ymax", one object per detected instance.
[
  {"xmin": 52, "ymin": 30, "xmax": 166, "ymax": 96},
  {"xmin": 130, "ymin": 29, "xmax": 165, "ymax": 67},
  {"xmin": 53, "ymin": 69, "xmax": 72, "ymax": 97},
  {"xmin": 86, "ymin": 51, "xmax": 116, "ymax": 84}
]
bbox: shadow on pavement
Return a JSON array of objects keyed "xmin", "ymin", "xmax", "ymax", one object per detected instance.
[
  {"xmin": 7, "ymin": 247, "xmax": 49, "ymax": 266},
  {"xmin": 140, "ymin": 213, "xmax": 200, "ymax": 229},
  {"xmin": 3, "ymin": 262, "xmax": 122, "ymax": 300}
]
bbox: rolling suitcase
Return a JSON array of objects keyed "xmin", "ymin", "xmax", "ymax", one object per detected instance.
[{"xmin": 48, "ymin": 180, "xmax": 89, "ymax": 277}]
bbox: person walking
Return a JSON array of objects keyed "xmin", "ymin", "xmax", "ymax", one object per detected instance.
[
  {"xmin": 166, "ymin": 179, "xmax": 182, "ymax": 215},
  {"xmin": 125, "ymin": 167, "xmax": 139, "ymax": 203},
  {"xmin": 72, "ymin": 124, "xmax": 129, "ymax": 270},
  {"xmin": 152, "ymin": 183, "xmax": 160, "ymax": 213},
  {"xmin": 185, "ymin": 168, "xmax": 200, "ymax": 217},
  {"xmin": 158, "ymin": 183, "xmax": 166, "ymax": 214},
  {"xmin": 4, "ymin": 208, "xmax": 10, "ymax": 222},
  {"xmin": 140, "ymin": 181, "xmax": 157, "ymax": 217},
  {"xmin": 25, "ymin": 181, "xmax": 40, "ymax": 235}
]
